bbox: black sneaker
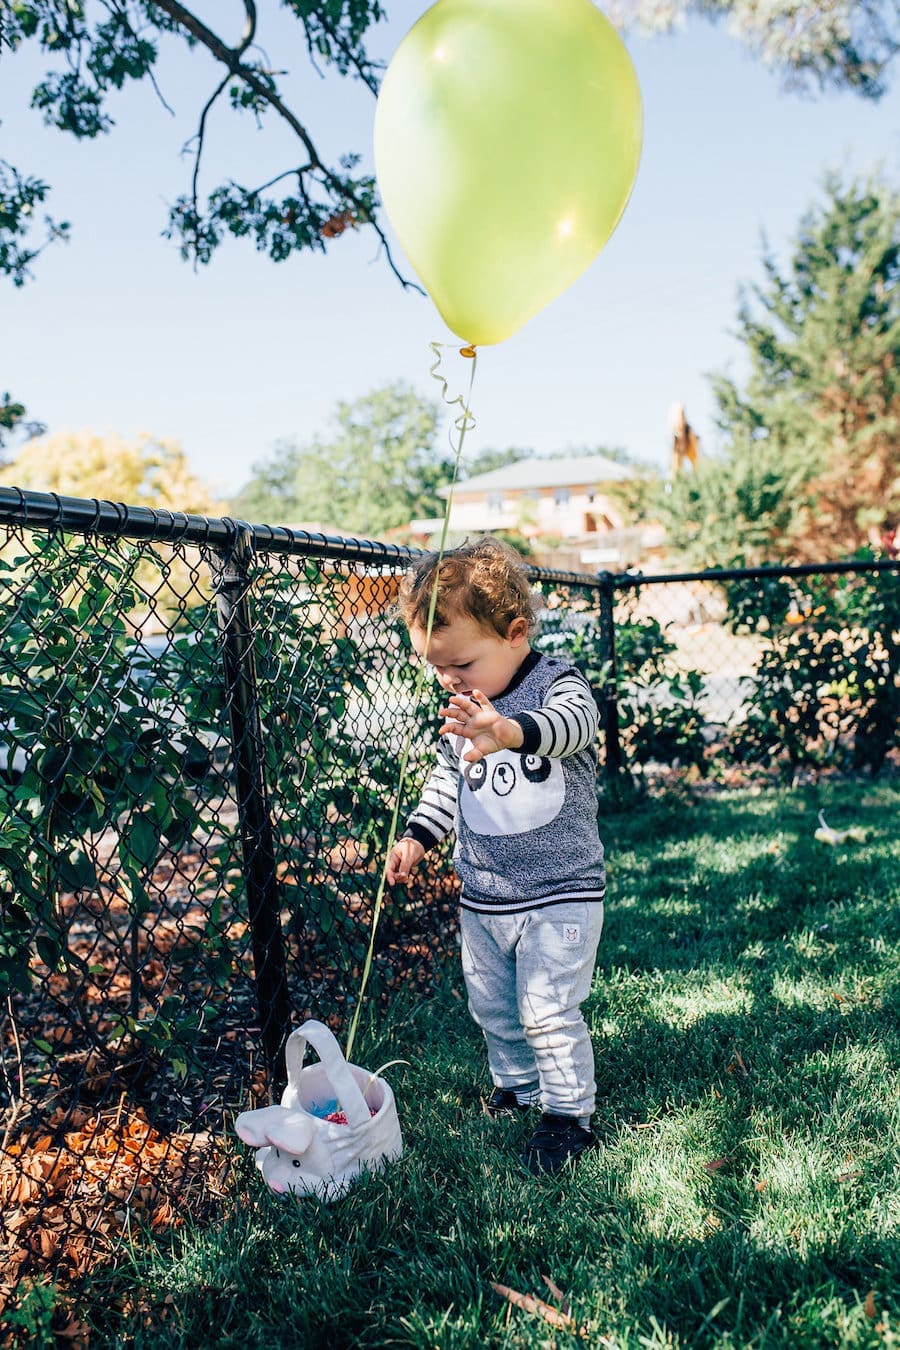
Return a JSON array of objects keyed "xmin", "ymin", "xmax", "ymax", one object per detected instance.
[
  {"xmin": 483, "ymin": 1087, "xmax": 532, "ymax": 1119},
  {"xmin": 524, "ymin": 1113, "xmax": 595, "ymax": 1174}
]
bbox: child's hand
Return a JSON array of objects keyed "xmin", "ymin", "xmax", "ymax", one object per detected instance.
[
  {"xmin": 440, "ymin": 689, "xmax": 525, "ymax": 764},
  {"xmin": 387, "ymin": 836, "xmax": 425, "ymax": 885}
]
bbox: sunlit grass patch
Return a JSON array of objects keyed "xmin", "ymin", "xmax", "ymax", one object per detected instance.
[
  {"xmin": 641, "ymin": 975, "xmax": 755, "ymax": 1030},
  {"xmin": 744, "ymin": 1126, "xmax": 898, "ymax": 1259},
  {"xmin": 613, "ymin": 1108, "xmax": 735, "ymax": 1241}
]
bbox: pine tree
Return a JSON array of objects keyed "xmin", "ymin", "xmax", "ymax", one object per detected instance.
[{"xmin": 663, "ymin": 174, "xmax": 900, "ymax": 566}]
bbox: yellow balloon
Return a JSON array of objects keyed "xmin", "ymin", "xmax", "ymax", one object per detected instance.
[{"xmin": 374, "ymin": 0, "xmax": 642, "ymax": 346}]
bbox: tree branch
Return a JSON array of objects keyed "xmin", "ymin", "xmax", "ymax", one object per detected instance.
[
  {"xmin": 187, "ymin": 70, "xmax": 231, "ymax": 257},
  {"xmin": 146, "ymin": 0, "xmax": 420, "ymax": 290},
  {"xmin": 298, "ymin": 8, "xmax": 382, "ymax": 94},
  {"xmin": 149, "ymin": 1, "xmax": 324, "ymax": 169},
  {"xmin": 101, "ymin": 0, "xmax": 177, "ymax": 115},
  {"xmin": 238, "ymin": 2, "xmax": 257, "ymax": 58}
]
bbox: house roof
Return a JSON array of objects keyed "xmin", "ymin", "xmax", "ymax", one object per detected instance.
[{"xmin": 442, "ymin": 454, "xmax": 632, "ymax": 497}]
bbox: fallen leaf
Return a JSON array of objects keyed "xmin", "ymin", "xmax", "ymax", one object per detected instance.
[
  {"xmin": 55, "ymin": 1320, "xmax": 90, "ymax": 1346},
  {"xmin": 754, "ymin": 1179, "xmax": 768, "ymax": 1192},
  {"xmin": 864, "ymin": 1290, "xmax": 877, "ymax": 1319},
  {"xmin": 491, "ymin": 1282, "xmax": 575, "ymax": 1331},
  {"xmin": 541, "ymin": 1274, "xmax": 570, "ymax": 1315},
  {"xmin": 837, "ymin": 1171, "xmax": 862, "ymax": 1182},
  {"xmin": 704, "ymin": 1157, "xmax": 731, "ymax": 1174}
]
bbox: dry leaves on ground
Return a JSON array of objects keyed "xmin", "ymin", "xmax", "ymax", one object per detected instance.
[{"xmin": 0, "ymin": 1104, "xmax": 225, "ymax": 1310}]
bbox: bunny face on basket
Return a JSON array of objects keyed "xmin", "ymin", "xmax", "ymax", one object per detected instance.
[{"xmin": 233, "ymin": 1020, "xmax": 403, "ymax": 1201}]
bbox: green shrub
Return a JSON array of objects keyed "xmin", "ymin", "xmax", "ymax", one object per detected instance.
[
  {"xmin": 725, "ymin": 567, "xmax": 899, "ymax": 777},
  {"xmin": 536, "ymin": 590, "xmax": 709, "ymax": 780},
  {"xmin": 0, "ymin": 537, "xmax": 209, "ymax": 1015}
]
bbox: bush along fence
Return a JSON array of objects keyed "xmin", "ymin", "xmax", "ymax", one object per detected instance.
[{"xmin": 0, "ymin": 484, "xmax": 896, "ymax": 1302}]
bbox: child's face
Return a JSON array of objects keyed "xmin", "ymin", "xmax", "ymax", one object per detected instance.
[{"xmin": 408, "ymin": 613, "xmax": 530, "ymax": 701}]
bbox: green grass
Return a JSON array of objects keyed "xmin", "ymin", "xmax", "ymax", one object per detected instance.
[{"xmin": 78, "ymin": 783, "xmax": 900, "ymax": 1346}]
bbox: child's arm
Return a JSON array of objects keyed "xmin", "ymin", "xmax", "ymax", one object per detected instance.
[
  {"xmin": 387, "ymin": 736, "xmax": 458, "ymax": 887},
  {"xmin": 511, "ymin": 670, "xmax": 599, "ymax": 757},
  {"xmin": 443, "ymin": 671, "xmax": 597, "ymax": 764}
]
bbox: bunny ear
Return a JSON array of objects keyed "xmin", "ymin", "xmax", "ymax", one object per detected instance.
[
  {"xmin": 235, "ymin": 1105, "xmax": 289, "ymax": 1147},
  {"xmin": 264, "ymin": 1108, "xmax": 316, "ymax": 1154}
]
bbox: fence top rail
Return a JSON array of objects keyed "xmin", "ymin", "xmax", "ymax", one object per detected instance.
[
  {"xmin": 605, "ymin": 559, "xmax": 899, "ymax": 588},
  {"xmin": 3, "ymin": 486, "xmax": 894, "ymax": 590},
  {"xmin": 0, "ymin": 485, "xmax": 607, "ymax": 587},
  {"xmin": 0, "ymin": 485, "xmax": 419, "ymax": 564}
]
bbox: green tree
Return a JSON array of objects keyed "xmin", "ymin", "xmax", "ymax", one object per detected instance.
[
  {"xmin": 659, "ymin": 439, "xmax": 811, "ymax": 567},
  {"xmin": 662, "ymin": 174, "xmax": 900, "ymax": 566},
  {"xmin": 0, "ymin": 390, "xmax": 45, "ymax": 453},
  {"xmin": 0, "ymin": 2, "xmax": 417, "ymax": 440},
  {"xmin": 0, "ymin": 427, "xmax": 222, "ymax": 512},
  {"xmin": 232, "ymin": 382, "xmax": 453, "ymax": 536},
  {"xmin": 607, "ymin": 1, "xmax": 899, "ymax": 97},
  {"xmin": 230, "ymin": 438, "xmax": 303, "ymax": 525},
  {"xmin": 0, "ymin": 155, "xmax": 66, "ymax": 448},
  {"xmin": 604, "ymin": 466, "xmax": 665, "ymax": 527}
]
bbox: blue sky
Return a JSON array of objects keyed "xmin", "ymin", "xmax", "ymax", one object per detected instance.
[{"xmin": 2, "ymin": 2, "xmax": 899, "ymax": 500}]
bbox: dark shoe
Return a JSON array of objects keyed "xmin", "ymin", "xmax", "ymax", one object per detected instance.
[
  {"xmin": 483, "ymin": 1087, "xmax": 532, "ymax": 1119},
  {"xmin": 524, "ymin": 1113, "xmax": 595, "ymax": 1174}
]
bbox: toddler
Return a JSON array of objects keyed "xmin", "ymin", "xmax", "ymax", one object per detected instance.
[{"xmin": 387, "ymin": 537, "xmax": 606, "ymax": 1173}]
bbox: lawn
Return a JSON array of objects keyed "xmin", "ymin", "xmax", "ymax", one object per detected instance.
[{"xmin": 27, "ymin": 780, "xmax": 900, "ymax": 1348}]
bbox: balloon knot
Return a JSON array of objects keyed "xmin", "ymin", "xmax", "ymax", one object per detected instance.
[{"xmin": 459, "ymin": 345, "xmax": 477, "ymax": 359}]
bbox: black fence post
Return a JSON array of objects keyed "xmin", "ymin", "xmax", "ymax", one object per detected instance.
[
  {"xmin": 597, "ymin": 571, "xmax": 623, "ymax": 783},
  {"xmin": 210, "ymin": 524, "xmax": 291, "ymax": 1088}
]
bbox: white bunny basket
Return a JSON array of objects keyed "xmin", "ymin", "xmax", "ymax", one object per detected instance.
[{"xmin": 234, "ymin": 1019, "xmax": 403, "ymax": 1201}]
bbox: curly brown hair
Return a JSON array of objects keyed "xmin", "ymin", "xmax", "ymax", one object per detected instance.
[{"xmin": 397, "ymin": 536, "xmax": 537, "ymax": 638}]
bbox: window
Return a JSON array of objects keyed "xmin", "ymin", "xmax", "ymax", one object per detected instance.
[
  {"xmin": 553, "ymin": 487, "xmax": 570, "ymax": 508},
  {"xmin": 487, "ymin": 493, "xmax": 504, "ymax": 512}
]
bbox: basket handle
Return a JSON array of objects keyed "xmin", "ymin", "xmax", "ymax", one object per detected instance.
[{"xmin": 284, "ymin": 1019, "xmax": 371, "ymax": 1128}]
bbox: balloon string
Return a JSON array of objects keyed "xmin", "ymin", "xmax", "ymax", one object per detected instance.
[{"xmin": 344, "ymin": 343, "xmax": 478, "ymax": 1062}]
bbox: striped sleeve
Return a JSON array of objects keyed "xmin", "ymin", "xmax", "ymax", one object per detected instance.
[
  {"xmin": 510, "ymin": 671, "xmax": 598, "ymax": 758},
  {"xmin": 403, "ymin": 734, "xmax": 459, "ymax": 850}
]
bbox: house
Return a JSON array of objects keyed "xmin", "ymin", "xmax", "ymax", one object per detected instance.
[{"xmin": 431, "ymin": 454, "xmax": 650, "ymax": 567}]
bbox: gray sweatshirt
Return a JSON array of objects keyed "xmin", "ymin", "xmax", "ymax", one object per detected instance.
[{"xmin": 404, "ymin": 651, "xmax": 606, "ymax": 913}]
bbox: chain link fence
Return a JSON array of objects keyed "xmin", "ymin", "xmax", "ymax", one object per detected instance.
[
  {"xmin": 0, "ymin": 485, "xmax": 897, "ymax": 1305},
  {"xmin": 592, "ymin": 561, "xmax": 899, "ymax": 787}
]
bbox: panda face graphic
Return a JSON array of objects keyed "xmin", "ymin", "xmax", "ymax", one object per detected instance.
[{"xmin": 460, "ymin": 749, "xmax": 565, "ymax": 836}]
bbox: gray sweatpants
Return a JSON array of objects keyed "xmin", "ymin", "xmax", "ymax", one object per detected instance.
[{"xmin": 459, "ymin": 901, "xmax": 605, "ymax": 1121}]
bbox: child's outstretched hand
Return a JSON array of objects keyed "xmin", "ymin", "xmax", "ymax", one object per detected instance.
[
  {"xmin": 440, "ymin": 690, "xmax": 524, "ymax": 764},
  {"xmin": 387, "ymin": 836, "xmax": 425, "ymax": 886}
]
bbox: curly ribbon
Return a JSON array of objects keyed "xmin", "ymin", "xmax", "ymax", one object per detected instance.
[{"xmin": 345, "ymin": 343, "xmax": 477, "ymax": 1061}]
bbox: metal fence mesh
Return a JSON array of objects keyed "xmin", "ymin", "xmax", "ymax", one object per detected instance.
[
  {"xmin": 0, "ymin": 486, "xmax": 896, "ymax": 1303},
  {"xmin": 1, "ymin": 525, "xmax": 243, "ymax": 1289},
  {"xmin": 607, "ymin": 566, "xmax": 899, "ymax": 785}
]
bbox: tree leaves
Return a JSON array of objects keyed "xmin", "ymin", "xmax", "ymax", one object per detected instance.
[
  {"xmin": 606, "ymin": 2, "xmax": 900, "ymax": 99},
  {"xmin": 233, "ymin": 383, "xmax": 451, "ymax": 535},
  {"xmin": 2, "ymin": 1, "xmax": 399, "ymax": 278},
  {"xmin": 662, "ymin": 174, "xmax": 900, "ymax": 567}
]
